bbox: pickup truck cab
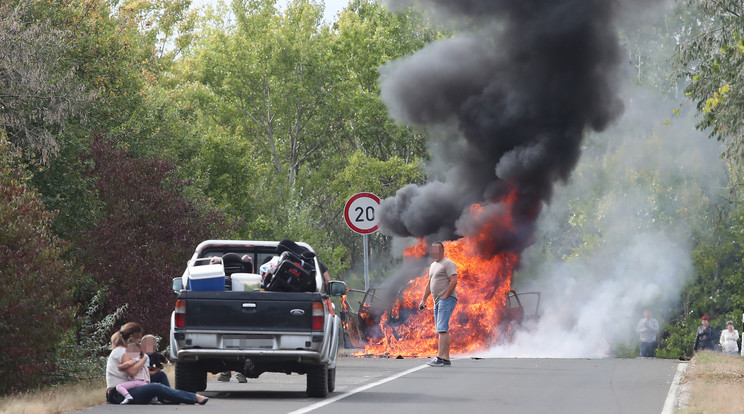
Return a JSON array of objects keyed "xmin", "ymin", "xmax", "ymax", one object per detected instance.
[{"xmin": 170, "ymin": 240, "xmax": 346, "ymax": 398}]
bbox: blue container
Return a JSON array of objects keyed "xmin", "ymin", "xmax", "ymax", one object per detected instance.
[{"xmin": 189, "ymin": 276, "xmax": 225, "ymax": 291}]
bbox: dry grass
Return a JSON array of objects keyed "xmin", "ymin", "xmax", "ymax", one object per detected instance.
[
  {"xmin": 679, "ymin": 351, "xmax": 744, "ymax": 414},
  {"xmin": 0, "ymin": 366, "xmax": 175, "ymax": 414},
  {"xmin": 0, "ymin": 380, "xmax": 104, "ymax": 414}
]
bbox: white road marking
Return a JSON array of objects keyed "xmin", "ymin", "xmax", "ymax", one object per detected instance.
[
  {"xmin": 287, "ymin": 364, "xmax": 429, "ymax": 414},
  {"xmin": 661, "ymin": 362, "xmax": 688, "ymax": 414}
]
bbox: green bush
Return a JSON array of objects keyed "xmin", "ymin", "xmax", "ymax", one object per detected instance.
[
  {"xmin": 53, "ymin": 287, "xmax": 128, "ymax": 383},
  {"xmin": 0, "ymin": 137, "xmax": 77, "ymax": 394}
]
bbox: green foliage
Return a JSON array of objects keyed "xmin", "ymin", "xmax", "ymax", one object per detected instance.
[
  {"xmin": 331, "ymin": 0, "xmax": 441, "ymax": 161},
  {"xmin": 674, "ymin": 0, "xmax": 744, "ymax": 159},
  {"xmin": 73, "ymin": 137, "xmax": 230, "ymax": 339},
  {"xmin": 53, "ymin": 288, "xmax": 129, "ymax": 383},
  {"xmin": 170, "ymin": 0, "xmax": 438, "ymax": 275},
  {"xmin": 0, "ymin": 0, "xmax": 93, "ymax": 162},
  {"xmin": 0, "ymin": 136, "xmax": 76, "ymax": 394}
]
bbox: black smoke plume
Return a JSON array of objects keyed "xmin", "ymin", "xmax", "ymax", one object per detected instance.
[{"xmin": 378, "ymin": 0, "xmax": 628, "ymax": 258}]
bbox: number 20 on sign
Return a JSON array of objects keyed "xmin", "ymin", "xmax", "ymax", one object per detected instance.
[{"xmin": 344, "ymin": 193, "xmax": 380, "ymax": 234}]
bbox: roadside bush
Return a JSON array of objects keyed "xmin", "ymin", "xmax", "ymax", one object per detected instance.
[
  {"xmin": 0, "ymin": 137, "xmax": 76, "ymax": 394},
  {"xmin": 73, "ymin": 137, "xmax": 229, "ymax": 339},
  {"xmin": 53, "ymin": 288, "xmax": 128, "ymax": 383}
]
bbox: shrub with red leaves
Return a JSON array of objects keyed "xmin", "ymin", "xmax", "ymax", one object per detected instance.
[
  {"xmin": 76, "ymin": 137, "xmax": 227, "ymax": 339},
  {"xmin": 0, "ymin": 138, "xmax": 76, "ymax": 394}
]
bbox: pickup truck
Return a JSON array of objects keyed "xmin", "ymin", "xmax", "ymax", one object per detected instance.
[{"xmin": 170, "ymin": 240, "xmax": 347, "ymax": 398}]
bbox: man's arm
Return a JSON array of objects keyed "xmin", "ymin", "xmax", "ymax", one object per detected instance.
[
  {"xmin": 441, "ymin": 275, "xmax": 457, "ymax": 299},
  {"xmin": 419, "ymin": 281, "xmax": 431, "ymax": 309}
]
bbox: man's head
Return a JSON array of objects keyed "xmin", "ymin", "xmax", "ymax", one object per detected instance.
[
  {"xmin": 643, "ymin": 308, "xmax": 652, "ymax": 318},
  {"xmin": 702, "ymin": 315, "xmax": 709, "ymax": 326},
  {"xmin": 430, "ymin": 242, "xmax": 445, "ymax": 261}
]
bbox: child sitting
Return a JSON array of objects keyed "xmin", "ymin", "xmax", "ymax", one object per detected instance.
[{"xmin": 116, "ymin": 340, "xmax": 151, "ymax": 404}]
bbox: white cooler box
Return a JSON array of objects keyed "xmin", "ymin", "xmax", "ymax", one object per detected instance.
[
  {"xmin": 231, "ymin": 273, "xmax": 262, "ymax": 291},
  {"xmin": 187, "ymin": 258, "xmax": 225, "ymax": 291}
]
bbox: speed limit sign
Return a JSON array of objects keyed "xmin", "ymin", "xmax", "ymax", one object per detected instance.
[{"xmin": 344, "ymin": 192, "xmax": 380, "ymax": 234}]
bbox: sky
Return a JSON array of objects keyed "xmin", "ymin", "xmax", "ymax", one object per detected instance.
[{"xmin": 190, "ymin": 0, "xmax": 352, "ymax": 23}]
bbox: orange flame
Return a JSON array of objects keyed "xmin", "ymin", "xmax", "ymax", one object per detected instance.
[{"xmin": 357, "ymin": 199, "xmax": 520, "ymax": 357}]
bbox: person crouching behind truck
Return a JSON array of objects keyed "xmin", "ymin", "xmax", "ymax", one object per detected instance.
[{"xmin": 419, "ymin": 241, "xmax": 458, "ymax": 367}]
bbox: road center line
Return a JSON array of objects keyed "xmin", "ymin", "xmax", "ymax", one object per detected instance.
[
  {"xmin": 287, "ymin": 364, "xmax": 429, "ymax": 414},
  {"xmin": 661, "ymin": 362, "xmax": 687, "ymax": 414}
]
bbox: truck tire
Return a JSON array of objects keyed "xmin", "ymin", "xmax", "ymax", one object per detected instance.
[
  {"xmin": 306, "ymin": 364, "xmax": 329, "ymax": 398},
  {"xmin": 327, "ymin": 367, "xmax": 336, "ymax": 393},
  {"xmin": 175, "ymin": 361, "xmax": 206, "ymax": 392}
]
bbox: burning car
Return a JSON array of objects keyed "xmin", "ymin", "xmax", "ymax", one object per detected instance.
[
  {"xmin": 341, "ymin": 287, "xmax": 540, "ymax": 355},
  {"xmin": 337, "ymin": 239, "xmax": 541, "ymax": 357}
]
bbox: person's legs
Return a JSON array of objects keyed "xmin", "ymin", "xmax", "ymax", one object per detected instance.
[
  {"xmin": 641, "ymin": 341, "xmax": 656, "ymax": 357},
  {"xmin": 116, "ymin": 379, "xmax": 148, "ymax": 404},
  {"xmin": 438, "ymin": 332, "xmax": 451, "ymax": 360},
  {"xmin": 150, "ymin": 370, "xmax": 170, "ymax": 387},
  {"xmin": 128, "ymin": 383, "xmax": 201, "ymax": 405},
  {"xmin": 434, "ymin": 297, "xmax": 457, "ymax": 362}
]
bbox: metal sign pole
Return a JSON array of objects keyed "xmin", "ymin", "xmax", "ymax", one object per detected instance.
[{"xmin": 363, "ymin": 234, "xmax": 370, "ymax": 291}]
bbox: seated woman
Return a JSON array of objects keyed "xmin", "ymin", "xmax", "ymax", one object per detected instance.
[{"xmin": 106, "ymin": 322, "xmax": 209, "ymax": 405}]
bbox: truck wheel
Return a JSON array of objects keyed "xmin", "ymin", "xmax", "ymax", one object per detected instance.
[
  {"xmin": 306, "ymin": 364, "xmax": 329, "ymax": 398},
  {"xmin": 327, "ymin": 367, "xmax": 336, "ymax": 393},
  {"xmin": 175, "ymin": 361, "xmax": 206, "ymax": 392}
]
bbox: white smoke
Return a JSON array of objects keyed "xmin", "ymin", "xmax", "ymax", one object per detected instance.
[{"xmin": 476, "ymin": 86, "xmax": 726, "ymax": 358}]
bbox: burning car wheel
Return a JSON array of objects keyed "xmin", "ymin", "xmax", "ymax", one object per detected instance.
[{"xmin": 306, "ymin": 363, "xmax": 329, "ymax": 398}]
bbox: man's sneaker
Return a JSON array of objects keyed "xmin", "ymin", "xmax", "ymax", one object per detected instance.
[
  {"xmin": 427, "ymin": 357, "xmax": 446, "ymax": 367},
  {"xmin": 217, "ymin": 372, "xmax": 231, "ymax": 382},
  {"xmin": 442, "ymin": 359, "xmax": 452, "ymax": 366},
  {"xmin": 120, "ymin": 395, "xmax": 134, "ymax": 405},
  {"xmin": 236, "ymin": 372, "xmax": 247, "ymax": 383}
]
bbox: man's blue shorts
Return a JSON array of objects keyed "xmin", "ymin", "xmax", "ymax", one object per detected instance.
[{"xmin": 434, "ymin": 296, "xmax": 457, "ymax": 333}]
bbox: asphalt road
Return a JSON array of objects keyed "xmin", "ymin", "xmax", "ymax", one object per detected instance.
[{"xmin": 81, "ymin": 356, "xmax": 682, "ymax": 414}]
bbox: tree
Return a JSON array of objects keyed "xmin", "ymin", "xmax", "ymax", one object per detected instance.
[
  {"xmin": 73, "ymin": 137, "xmax": 229, "ymax": 338},
  {"xmin": 185, "ymin": 0, "xmax": 341, "ymax": 185},
  {"xmin": 0, "ymin": 0, "xmax": 92, "ymax": 163},
  {"xmin": 331, "ymin": 0, "xmax": 440, "ymax": 161},
  {"xmin": 0, "ymin": 136, "xmax": 76, "ymax": 394},
  {"xmin": 674, "ymin": 0, "xmax": 744, "ymax": 159}
]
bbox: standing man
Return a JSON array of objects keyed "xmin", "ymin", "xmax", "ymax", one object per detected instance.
[
  {"xmin": 636, "ymin": 308, "xmax": 659, "ymax": 358},
  {"xmin": 419, "ymin": 241, "xmax": 458, "ymax": 367}
]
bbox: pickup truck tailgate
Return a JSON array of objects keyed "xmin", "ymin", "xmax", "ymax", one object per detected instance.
[{"xmin": 180, "ymin": 290, "xmax": 318, "ymax": 332}]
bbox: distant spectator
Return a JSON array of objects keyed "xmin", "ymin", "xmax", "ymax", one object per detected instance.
[
  {"xmin": 694, "ymin": 315, "xmax": 716, "ymax": 352},
  {"xmin": 720, "ymin": 321, "xmax": 739, "ymax": 355},
  {"xmin": 636, "ymin": 308, "xmax": 659, "ymax": 358}
]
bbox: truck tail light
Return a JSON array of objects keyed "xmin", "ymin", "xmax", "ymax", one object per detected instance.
[
  {"xmin": 174, "ymin": 299, "xmax": 186, "ymax": 328},
  {"xmin": 312, "ymin": 301, "xmax": 324, "ymax": 331}
]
